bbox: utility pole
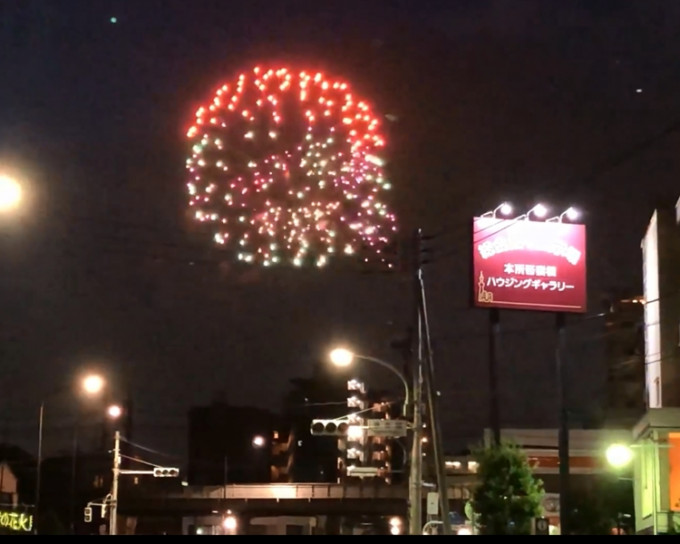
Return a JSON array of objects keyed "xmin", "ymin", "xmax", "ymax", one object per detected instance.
[
  {"xmin": 416, "ymin": 232, "xmax": 452, "ymax": 536},
  {"xmin": 109, "ymin": 431, "xmax": 121, "ymax": 536},
  {"xmin": 408, "ymin": 229, "xmax": 424, "ymax": 535},
  {"xmin": 408, "ymin": 311, "xmax": 423, "ymax": 535}
]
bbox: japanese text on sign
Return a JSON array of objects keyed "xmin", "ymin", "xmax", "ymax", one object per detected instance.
[
  {"xmin": 0, "ymin": 510, "xmax": 33, "ymax": 533},
  {"xmin": 472, "ymin": 218, "xmax": 587, "ymax": 313}
]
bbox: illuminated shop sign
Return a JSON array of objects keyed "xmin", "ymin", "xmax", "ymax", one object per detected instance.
[{"xmin": 0, "ymin": 510, "xmax": 33, "ymax": 533}]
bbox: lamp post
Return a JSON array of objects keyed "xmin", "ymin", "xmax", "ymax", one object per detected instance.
[
  {"xmin": 329, "ymin": 347, "xmax": 421, "ymax": 535},
  {"xmin": 222, "ymin": 434, "xmax": 268, "ymax": 500},
  {"xmin": 329, "ymin": 348, "xmax": 410, "ymax": 417},
  {"xmin": 35, "ymin": 372, "xmax": 106, "ymax": 533},
  {"xmin": 70, "ymin": 400, "xmax": 121, "ymax": 534},
  {"xmin": 605, "ymin": 443, "xmax": 642, "ymax": 535}
]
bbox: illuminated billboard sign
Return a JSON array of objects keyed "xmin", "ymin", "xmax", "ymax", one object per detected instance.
[{"xmin": 472, "ymin": 217, "xmax": 587, "ymax": 313}]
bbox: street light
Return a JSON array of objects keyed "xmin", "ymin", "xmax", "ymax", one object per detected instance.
[
  {"xmin": 329, "ymin": 347, "xmax": 410, "ymax": 416},
  {"xmin": 82, "ymin": 375, "xmax": 105, "ymax": 395},
  {"xmin": 107, "ymin": 404, "xmax": 123, "ymax": 419},
  {"xmin": 329, "ymin": 347, "xmax": 423, "ymax": 536},
  {"xmin": 223, "ymin": 510, "xmax": 238, "ymax": 534},
  {"xmin": 606, "ymin": 444, "xmax": 634, "ymax": 469},
  {"xmin": 605, "ymin": 443, "xmax": 636, "ymax": 536},
  {"xmin": 222, "ymin": 434, "xmax": 268, "ymax": 500},
  {"xmin": 0, "ymin": 174, "xmax": 22, "ymax": 212},
  {"xmin": 35, "ymin": 373, "xmax": 107, "ymax": 533}
]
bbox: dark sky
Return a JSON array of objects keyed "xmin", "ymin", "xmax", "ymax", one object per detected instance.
[{"xmin": 1, "ymin": 0, "xmax": 680, "ymax": 460}]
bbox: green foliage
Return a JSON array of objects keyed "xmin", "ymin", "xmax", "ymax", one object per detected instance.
[{"xmin": 472, "ymin": 442, "xmax": 544, "ymax": 535}]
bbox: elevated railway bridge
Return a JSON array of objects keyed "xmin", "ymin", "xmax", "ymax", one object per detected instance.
[{"xmin": 118, "ymin": 482, "xmax": 473, "ymax": 535}]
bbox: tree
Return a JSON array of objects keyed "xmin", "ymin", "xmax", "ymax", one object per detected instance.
[{"xmin": 472, "ymin": 442, "xmax": 544, "ymax": 535}]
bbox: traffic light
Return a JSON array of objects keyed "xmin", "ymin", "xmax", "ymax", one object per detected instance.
[
  {"xmin": 153, "ymin": 467, "xmax": 180, "ymax": 478},
  {"xmin": 83, "ymin": 506, "xmax": 93, "ymax": 523},
  {"xmin": 310, "ymin": 419, "xmax": 349, "ymax": 436}
]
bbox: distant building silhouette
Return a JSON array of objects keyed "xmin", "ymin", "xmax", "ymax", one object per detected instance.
[
  {"xmin": 600, "ymin": 293, "xmax": 646, "ymax": 427},
  {"xmin": 187, "ymin": 402, "xmax": 278, "ymax": 485}
]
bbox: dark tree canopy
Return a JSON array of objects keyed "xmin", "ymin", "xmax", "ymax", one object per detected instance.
[{"xmin": 472, "ymin": 442, "xmax": 544, "ymax": 535}]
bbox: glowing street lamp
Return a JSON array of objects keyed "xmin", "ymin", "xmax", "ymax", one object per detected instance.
[
  {"xmin": 107, "ymin": 404, "xmax": 123, "ymax": 419},
  {"xmin": 329, "ymin": 347, "xmax": 354, "ymax": 368},
  {"xmin": 328, "ymin": 347, "xmax": 410, "ymax": 415},
  {"xmin": 223, "ymin": 510, "xmax": 238, "ymax": 534},
  {"xmin": 606, "ymin": 443, "xmax": 634, "ymax": 469},
  {"xmin": 82, "ymin": 374, "xmax": 105, "ymax": 395},
  {"xmin": 252, "ymin": 435, "xmax": 266, "ymax": 448},
  {"xmin": 35, "ymin": 373, "xmax": 108, "ymax": 533},
  {"xmin": 0, "ymin": 174, "xmax": 22, "ymax": 212},
  {"xmin": 329, "ymin": 346, "xmax": 423, "ymax": 536}
]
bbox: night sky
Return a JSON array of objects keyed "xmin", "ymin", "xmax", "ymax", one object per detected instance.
[{"xmin": 2, "ymin": 0, "xmax": 680, "ymax": 460}]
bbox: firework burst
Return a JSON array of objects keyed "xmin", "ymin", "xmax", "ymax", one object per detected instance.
[{"xmin": 186, "ymin": 66, "xmax": 398, "ymax": 268}]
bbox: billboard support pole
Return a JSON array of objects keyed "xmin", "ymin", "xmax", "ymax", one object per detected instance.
[
  {"xmin": 555, "ymin": 312, "xmax": 569, "ymax": 535},
  {"xmin": 488, "ymin": 308, "xmax": 501, "ymax": 446}
]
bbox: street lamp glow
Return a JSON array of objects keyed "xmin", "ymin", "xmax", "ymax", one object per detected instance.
[
  {"xmin": 389, "ymin": 517, "xmax": 403, "ymax": 535},
  {"xmin": 82, "ymin": 374, "xmax": 105, "ymax": 395},
  {"xmin": 606, "ymin": 443, "xmax": 633, "ymax": 468},
  {"xmin": 329, "ymin": 347, "xmax": 354, "ymax": 368},
  {"xmin": 252, "ymin": 435, "xmax": 266, "ymax": 448},
  {"xmin": 223, "ymin": 513, "xmax": 237, "ymax": 531},
  {"xmin": 0, "ymin": 175, "xmax": 22, "ymax": 212},
  {"xmin": 107, "ymin": 404, "xmax": 123, "ymax": 419}
]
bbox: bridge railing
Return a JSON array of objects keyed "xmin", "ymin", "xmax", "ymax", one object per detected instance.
[{"xmin": 188, "ymin": 483, "xmax": 408, "ymax": 501}]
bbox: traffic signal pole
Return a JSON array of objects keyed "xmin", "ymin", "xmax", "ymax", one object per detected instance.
[
  {"xmin": 109, "ymin": 430, "xmax": 121, "ymax": 536},
  {"xmin": 105, "ymin": 431, "xmax": 180, "ymax": 535}
]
